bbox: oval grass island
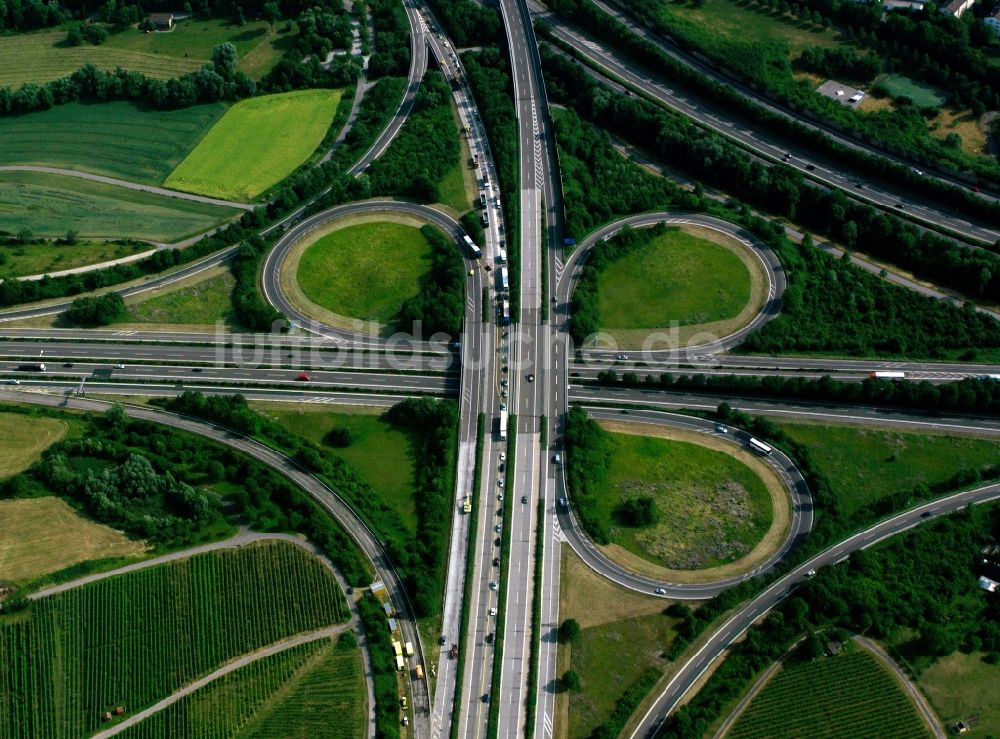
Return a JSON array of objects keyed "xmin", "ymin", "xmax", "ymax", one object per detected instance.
[
  {"xmin": 579, "ymin": 222, "xmax": 770, "ymax": 350},
  {"xmin": 279, "ymin": 214, "xmax": 443, "ymax": 336},
  {"xmin": 589, "ymin": 420, "xmax": 793, "ymax": 584}
]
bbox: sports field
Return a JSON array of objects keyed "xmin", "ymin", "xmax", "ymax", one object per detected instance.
[
  {"xmin": 592, "ymin": 431, "xmax": 773, "ymax": 570},
  {"xmin": 0, "ymin": 101, "xmax": 228, "ymax": 184},
  {"xmin": 728, "ymin": 648, "xmax": 930, "ymax": 739},
  {"xmin": 0, "ymin": 497, "xmax": 146, "ymax": 582},
  {"xmin": 165, "ymin": 90, "xmax": 342, "ymax": 200},
  {"xmin": 596, "ymin": 227, "xmax": 754, "ymax": 331},
  {"xmin": 0, "ymin": 170, "xmax": 237, "ymax": 242},
  {"xmin": 0, "ymin": 30, "xmax": 203, "ymax": 88},
  {"xmin": 259, "ymin": 404, "xmax": 422, "ymax": 531},
  {"xmin": 0, "ymin": 410, "xmax": 68, "ymax": 477},
  {"xmin": 777, "ymin": 422, "xmax": 1000, "ymax": 516},
  {"xmin": 0, "ymin": 240, "xmax": 150, "ymax": 280},
  {"xmin": 295, "ymin": 221, "xmax": 434, "ymax": 326},
  {"xmin": 0, "ymin": 540, "xmax": 349, "ymax": 737}
]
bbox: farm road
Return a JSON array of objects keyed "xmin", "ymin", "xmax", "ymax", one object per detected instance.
[
  {"xmin": 856, "ymin": 637, "xmax": 947, "ymax": 739},
  {"xmin": 30, "ymin": 528, "xmax": 378, "ymax": 739},
  {"xmin": 0, "ymin": 165, "xmax": 254, "ymax": 210},
  {"xmin": 90, "ymin": 624, "xmax": 350, "ymax": 738}
]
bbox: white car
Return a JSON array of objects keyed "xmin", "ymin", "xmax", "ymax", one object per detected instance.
[
  {"xmin": 498, "ymin": 479, "xmax": 504, "ymax": 489},
  {"xmin": 489, "ymin": 580, "xmax": 498, "ymax": 591},
  {"xmin": 5, "ymin": 378, "xmax": 20, "ymax": 385},
  {"xmin": 489, "ymin": 607, "xmax": 497, "ymax": 617},
  {"xmin": 113, "ymin": 363, "xmax": 125, "ymax": 370},
  {"xmin": 499, "ymin": 452, "xmax": 506, "ymax": 462}
]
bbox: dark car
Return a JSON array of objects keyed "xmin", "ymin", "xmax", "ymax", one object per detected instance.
[
  {"xmin": 805, "ymin": 164, "xmax": 815, "ymax": 171},
  {"xmin": 192, "ymin": 367, "xmax": 203, "ymax": 373},
  {"xmin": 63, "ymin": 362, "xmax": 74, "ymax": 368},
  {"xmin": 493, "ymin": 557, "xmax": 500, "ymax": 567},
  {"xmin": 921, "ymin": 511, "xmax": 932, "ymax": 518},
  {"xmin": 494, "ymin": 537, "xmax": 501, "ymax": 547},
  {"xmin": 482, "ymin": 693, "xmax": 490, "ymax": 703},
  {"xmin": 521, "ymin": 495, "xmax": 528, "ymax": 504}
]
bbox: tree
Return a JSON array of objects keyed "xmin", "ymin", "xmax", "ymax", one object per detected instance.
[
  {"xmin": 561, "ymin": 670, "xmax": 581, "ymax": 692},
  {"xmin": 211, "ymin": 42, "xmax": 238, "ymax": 79},
  {"xmin": 263, "ymin": 1, "xmax": 281, "ymax": 30},
  {"xmin": 558, "ymin": 618, "xmax": 580, "ymax": 644},
  {"xmin": 66, "ymin": 24, "xmax": 84, "ymax": 46},
  {"xmin": 63, "ymin": 292, "xmax": 126, "ymax": 326},
  {"xmin": 617, "ymin": 496, "xmax": 657, "ymax": 527}
]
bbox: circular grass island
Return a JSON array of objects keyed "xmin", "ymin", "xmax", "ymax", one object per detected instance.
[
  {"xmin": 590, "ymin": 420, "xmax": 791, "ymax": 582},
  {"xmin": 280, "ymin": 216, "xmax": 439, "ymax": 335},
  {"xmin": 590, "ymin": 224, "xmax": 768, "ymax": 349}
]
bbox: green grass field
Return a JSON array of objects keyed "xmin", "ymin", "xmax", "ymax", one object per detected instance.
[
  {"xmin": 165, "ymin": 90, "xmax": 342, "ymax": 200},
  {"xmin": 777, "ymin": 423, "xmax": 1000, "ymax": 516},
  {"xmin": 0, "ymin": 170, "xmax": 236, "ymax": 242},
  {"xmin": 596, "ymin": 229, "xmax": 752, "ymax": 329},
  {"xmin": 102, "ymin": 19, "xmax": 291, "ymax": 79},
  {"xmin": 594, "ymin": 433, "xmax": 772, "ymax": 569},
  {"xmin": 0, "ymin": 20, "xmax": 289, "ymax": 88},
  {"xmin": 296, "ymin": 222, "xmax": 434, "ymax": 326},
  {"xmin": 919, "ymin": 651, "xmax": 1000, "ymax": 739},
  {"xmin": 0, "ymin": 240, "xmax": 150, "ymax": 280},
  {"xmin": 729, "ymin": 648, "xmax": 930, "ymax": 739},
  {"xmin": 877, "ymin": 73, "xmax": 947, "ymax": 108},
  {"xmin": 258, "ymin": 405, "xmax": 422, "ymax": 531},
  {"xmin": 568, "ymin": 612, "xmax": 680, "ymax": 738},
  {"xmin": 116, "ymin": 634, "xmax": 365, "ymax": 739},
  {"xmin": 436, "ymin": 103, "xmax": 474, "ymax": 213},
  {"xmin": 0, "ymin": 540, "xmax": 349, "ymax": 738},
  {"xmin": 0, "ymin": 410, "xmax": 69, "ymax": 477},
  {"xmin": 0, "ymin": 101, "xmax": 228, "ymax": 184},
  {"xmin": 126, "ymin": 269, "xmax": 236, "ymax": 326},
  {"xmin": 662, "ymin": 0, "xmax": 839, "ymax": 56}
]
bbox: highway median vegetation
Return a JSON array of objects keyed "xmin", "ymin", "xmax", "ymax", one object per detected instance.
[
  {"xmin": 0, "ymin": 540, "xmax": 350, "ymax": 738},
  {"xmin": 0, "ymin": 239, "xmax": 150, "ymax": 281},
  {"xmin": 660, "ymin": 503, "xmax": 1000, "ymax": 738}
]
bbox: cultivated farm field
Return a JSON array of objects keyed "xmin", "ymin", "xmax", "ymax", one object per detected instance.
[
  {"xmin": 165, "ymin": 89, "xmax": 342, "ymax": 200},
  {"xmin": 0, "ymin": 30, "xmax": 202, "ymax": 88},
  {"xmin": 0, "ymin": 541, "xmax": 349, "ymax": 737},
  {"xmin": 116, "ymin": 635, "xmax": 365, "ymax": 739},
  {"xmin": 0, "ymin": 170, "xmax": 238, "ymax": 242},
  {"xmin": 0, "ymin": 497, "xmax": 146, "ymax": 583},
  {"xmin": 0, "ymin": 101, "xmax": 228, "ymax": 184},
  {"xmin": 0, "ymin": 410, "xmax": 68, "ymax": 477},
  {"xmin": 727, "ymin": 648, "xmax": 930, "ymax": 739}
]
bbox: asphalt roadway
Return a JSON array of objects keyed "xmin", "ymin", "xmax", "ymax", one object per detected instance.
[
  {"xmin": 0, "ymin": 388, "xmax": 433, "ymax": 736},
  {"xmin": 532, "ymin": 1, "xmax": 1000, "ymax": 246},
  {"xmin": 560, "ymin": 407, "xmax": 813, "ymax": 599},
  {"xmin": 629, "ymin": 479, "xmax": 1000, "ymax": 738}
]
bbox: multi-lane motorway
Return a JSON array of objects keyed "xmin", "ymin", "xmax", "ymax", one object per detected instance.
[{"xmin": 5, "ymin": 0, "xmax": 1000, "ymax": 737}]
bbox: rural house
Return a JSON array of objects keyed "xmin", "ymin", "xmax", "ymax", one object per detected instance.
[{"xmin": 148, "ymin": 13, "xmax": 175, "ymax": 30}]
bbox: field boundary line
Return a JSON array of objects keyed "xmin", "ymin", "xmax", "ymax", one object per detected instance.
[
  {"xmin": 0, "ymin": 166, "xmax": 254, "ymax": 210},
  {"xmin": 90, "ymin": 624, "xmax": 349, "ymax": 738},
  {"xmin": 27, "ymin": 530, "xmax": 317, "ymax": 600}
]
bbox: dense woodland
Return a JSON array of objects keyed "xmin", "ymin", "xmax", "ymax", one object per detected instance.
[
  {"xmin": 553, "ymin": 110, "xmax": 693, "ymax": 240},
  {"xmin": 366, "ymin": 72, "xmax": 459, "ymax": 202},
  {"xmin": 162, "ymin": 392, "xmax": 458, "ymax": 617}
]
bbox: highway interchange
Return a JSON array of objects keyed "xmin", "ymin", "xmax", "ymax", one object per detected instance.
[{"xmin": 3, "ymin": 1, "xmax": 1000, "ymax": 738}]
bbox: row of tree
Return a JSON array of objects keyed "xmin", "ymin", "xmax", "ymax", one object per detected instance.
[
  {"xmin": 541, "ymin": 47, "xmax": 1000, "ymax": 304},
  {"xmin": 366, "ymin": 0, "xmax": 411, "ymax": 78},
  {"xmin": 660, "ymin": 504, "xmax": 1000, "ymax": 738},
  {"xmin": 162, "ymin": 393, "xmax": 458, "ymax": 618},
  {"xmin": 396, "ymin": 225, "xmax": 466, "ymax": 337},
  {"xmin": 539, "ymin": 0, "xmax": 1000, "ymax": 195},
  {"xmin": 63, "ymin": 292, "xmax": 126, "ymax": 326}
]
